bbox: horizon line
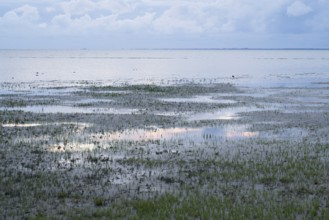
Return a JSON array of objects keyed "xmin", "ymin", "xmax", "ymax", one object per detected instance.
[{"xmin": 1, "ymin": 47, "xmax": 329, "ymax": 51}]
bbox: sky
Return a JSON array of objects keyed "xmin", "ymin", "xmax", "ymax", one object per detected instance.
[{"xmin": 0, "ymin": 0, "xmax": 329, "ymax": 49}]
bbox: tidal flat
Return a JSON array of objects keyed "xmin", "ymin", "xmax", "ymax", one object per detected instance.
[{"xmin": 0, "ymin": 81, "xmax": 329, "ymax": 219}]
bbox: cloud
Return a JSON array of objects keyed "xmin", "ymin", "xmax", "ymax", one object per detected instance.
[
  {"xmin": 152, "ymin": 5, "xmax": 204, "ymax": 34},
  {"xmin": 0, "ymin": 0, "xmax": 312, "ymax": 34},
  {"xmin": 60, "ymin": 0, "xmax": 95, "ymax": 15},
  {"xmin": 287, "ymin": 1, "xmax": 312, "ymax": 17},
  {"xmin": 0, "ymin": 0, "xmax": 329, "ymax": 48},
  {"xmin": 151, "ymin": 1, "xmax": 286, "ymax": 34},
  {"xmin": 59, "ymin": 0, "xmax": 137, "ymax": 16},
  {"xmin": 50, "ymin": 11, "xmax": 155, "ymax": 36},
  {"xmin": 45, "ymin": 7, "xmax": 56, "ymax": 13},
  {"xmin": 1, "ymin": 4, "xmax": 39, "ymax": 24},
  {"xmin": 47, "ymin": 0, "xmax": 150, "ymax": 34},
  {"xmin": 42, "ymin": 0, "xmax": 292, "ymax": 35}
]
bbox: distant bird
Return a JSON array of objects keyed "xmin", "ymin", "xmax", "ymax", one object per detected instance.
[{"xmin": 232, "ymin": 75, "xmax": 235, "ymax": 79}]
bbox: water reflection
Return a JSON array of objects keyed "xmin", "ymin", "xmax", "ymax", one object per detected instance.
[
  {"xmin": 1, "ymin": 123, "xmax": 42, "ymax": 128},
  {"xmin": 40, "ymin": 124, "xmax": 259, "ymax": 152},
  {"xmin": 0, "ymin": 105, "xmax": 138, "ymax": 114},
  {"xmin": 96, "ymin": 125, "xmax": 258, "ymax": 143},
  {"xmin": 2, "ymin": 122, "xmax": 91, "ymax": 129},
  {"xmin": 160, "ymin": 96, "xmax": 236, "ymax": 104},
  {"xmin": 188, "ymin": 111, "xmax": 238, "ymax": 121},
  {"xmin": 187, "ymin": 106, "xmax": 264, "ymax": 121},
  {"xmin": 48, "ymin": 143, "xmax": 95, "ymax": 152},
  {"xmin": 2, "ymin": 50, "xmax": 329, "ymax": 87}
]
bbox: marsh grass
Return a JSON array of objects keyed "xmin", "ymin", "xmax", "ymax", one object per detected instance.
[
  {"xmin": 84, "ymin": 191, "xmax": 329, "ymax": 219},
  {"xmin": 3, "ymin": 141, "xmax": 327, "ymax": 219},
  {"xmin": 117, "ymin": 157, "xmax": 166, "ymax": 167},
  {"xmin": 87, "ymin": 83, "xmax": 238, "ymax": 97},
  {"xmin": 85, "ymin": 143, "xmax": 328, "ymax": 219},
  {"xmin": 93, "ymin": 197, "xmax": 105, "ymax": 207},
  {"xmin": 0, "ymin": 99, "xmax": 28, "ymax": 107},
  {"xmin": 1, "ymin": 82, "xmax": 328, "ymax": 219}
]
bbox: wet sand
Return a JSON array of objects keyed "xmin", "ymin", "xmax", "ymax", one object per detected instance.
[{"xmin": 0, "ymin": 81, "xmax": 328, "ymax": 219}]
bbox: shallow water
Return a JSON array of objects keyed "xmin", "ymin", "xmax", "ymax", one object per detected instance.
[
  {"xmin": 186, "ymin": 106, "xmax": 260, "ymax": 121},
  {"xmin": 0, "ymin": 49, "xmax": 328, "ymax": 220},
  {"xmin": 0, "ymin": 105, "xmax": 138, "ymax": 114},
  {"xmin": 1, "ymin": 50, "xmax": 328, "ymax": 87},
  {"xmin": 160, "ymin": 96, "xmax": 236, "ymax": 104},
  {"xmin": 94, "ymin": 124, "xmax": 258, "ymax": 143}
]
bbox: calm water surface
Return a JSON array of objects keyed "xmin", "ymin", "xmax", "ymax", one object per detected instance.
[{"xmin": 0, "ymin": 50, "xmax": 328, "ymax": 87}]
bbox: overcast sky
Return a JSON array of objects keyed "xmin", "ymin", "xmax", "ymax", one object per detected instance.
[{"xmin": 1, "ymin": 0, "xmax": 328, "ymax": 49}]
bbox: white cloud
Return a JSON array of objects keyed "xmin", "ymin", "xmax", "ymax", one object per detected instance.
[
  {"xmin": 48, "ymin": 0, "xmax": 145, "ymax": 34},
  {"xmin": 153, "ymin": 5, "xmax": 204, "ymax": 34},
  {"xmin": 1, "ymin": 0, "xmax": 329, "ymax": 48},
  {"xmin": 51, "ymin": 13, "xmax": 72, "ymax": 28},
  {"xmin": 151, "ymin": 1, "xmax": 275, "ymax": 34},
  {"xmin": 0, "ymin": 1, "xmax": 300, "ymax": 34},
  {"xmin": 38, "ymin": 22, "xmax": 47, "ymax": 28},
  {"xmin": 1, "ymin": 4, "xmax": 40, "ymax": 24},
  {"xmin": 60, "ymin": 0, "xmax": 95, "ymax": 15},
  {"xmin": 287, "ymin": 1, "xmax": 312, "ymax": 17},
  {"xmin": 51, "ymin": 13, "xmax": 101, "ymax": 35},
  {"xmin": 50, "ymin": 10, "xmax": 155, "ymax": 35},
  {"xmin": 116, "ymin": 12, "xmax": 155, "ymax": 32},
  {"xmin": 49, "ymin": 0, "xmax": 292, "ymax": 35},
  {"xmin": 96, "ymin": 1, "xmax": 137, "ymax": 14},
  {"xmin": 45, "ymin": 7, "xmax": 56, "ymax": 13},
  {"xmin": 59, "ymin": 0, "xmax": 137, "ymax": 16}
]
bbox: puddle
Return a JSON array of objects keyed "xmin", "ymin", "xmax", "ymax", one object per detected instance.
[
  {"xmin": 1, "ymin": 123, "xmax": 43, "ymax": 128},
  {"xmin": 154, "ymin": 111, "xmax": 186, "ymax": 117},
  {"xmin": 0, "ymin": 86, "xmax": 81, "ymax": 97},
  {"xmin": 0, "ymin": 90, "xmax": 27, "ymax": 95},
  {"xmin": 75, "ymin": 99, "xmax": 113, "ymax": 104},
  {"xmin": 258, "ymin": 127, "xmax": 309, "ymax": 140},
  {"xmin": 88, "ymin": 90, "xmax": 131, "ymax": 94},
  {"xmin": 2, "ymin": 122, "xmax": 91, "ymax": 129},
  {"xmin": 27, "ymin": 87, "xmax": 82, "ymax": 96},
  {"xmin": 42, "ymin": 124, "xmax": 259, "ymax": 153},
  {"xmin": 160, "ymin": 96, "xmax": 236, "ymax": 104},
  {"xmin": 188, "ymin": 111, "xmax": 238, "ymax": 121},
  {"xmin": 92, "ymin": 125, "xmax": 258, "ymax": 143},
  {"xmin": 0, "ymin": 105, "xmax": 139, "ymax": 114},
  {"xmin": 187, "ymin": 107, "xmax": 260, "ymax": 121},
  {"xmin": 293, "ymin": 96, "xmax": 329, "ymax": 104}
]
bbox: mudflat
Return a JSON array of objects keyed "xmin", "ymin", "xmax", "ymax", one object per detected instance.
[{"xmin": 0, "ymin": 81, "xmax": 328, "ymax": 219}]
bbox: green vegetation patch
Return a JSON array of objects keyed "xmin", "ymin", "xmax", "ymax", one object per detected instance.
[
  {"xmin": 0, "ymin": 99, "xmax": 28, "ymax": 107},
  {"xmin": 81, "ymin": 191, "xmax": 329, "ymax": 219}
]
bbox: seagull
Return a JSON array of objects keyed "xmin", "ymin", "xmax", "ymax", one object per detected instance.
[{"xmin": 232, "ymin": 75, "xmax": 235, "ymax": 79}]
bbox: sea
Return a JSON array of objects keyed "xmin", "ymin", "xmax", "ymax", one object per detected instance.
[{"xmin": 0, "ymin": 49, "xmax": 328, "ymax": 87}]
